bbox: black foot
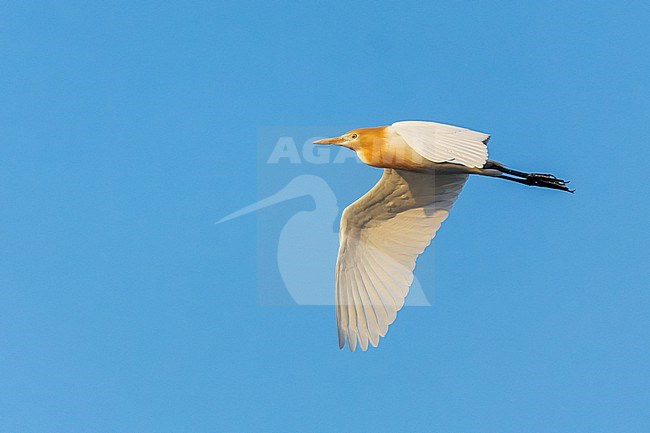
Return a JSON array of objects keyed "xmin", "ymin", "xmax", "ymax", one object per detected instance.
[{"xmin": 525, "ymin": 173, "xmax": 574, "ymax": 192}]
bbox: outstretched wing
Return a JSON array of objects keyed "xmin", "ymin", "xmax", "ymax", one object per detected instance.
[
  {"xmin": 336, "ymin": 169, "xmax": 468, "ymax": 351},
  {"xmin": 392, "ymin": 121, "xmax": 490, "ymax": 168}
]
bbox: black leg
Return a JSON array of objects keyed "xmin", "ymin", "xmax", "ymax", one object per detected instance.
[{"xmin": 485, "ymin": 160, "xmax": 574, "ymax": 193}]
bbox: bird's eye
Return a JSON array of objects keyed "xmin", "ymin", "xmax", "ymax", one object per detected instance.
[{"xmin": 350, "ymin": 134, "xmax": 358, "ymax": 139}]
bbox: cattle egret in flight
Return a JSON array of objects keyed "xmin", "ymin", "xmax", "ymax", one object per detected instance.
[{"xmin": 313, "ymin": 120, "xmax": 572, "ymax": 351}]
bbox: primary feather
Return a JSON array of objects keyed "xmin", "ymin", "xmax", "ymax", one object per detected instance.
[{"xmin": 336, "ymin": 169, "xmax": 468, "ymax": 351}]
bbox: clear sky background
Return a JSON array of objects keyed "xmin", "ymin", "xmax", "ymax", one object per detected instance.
[{"xmin": 2, "ymin": 1, "xmax": 649, "ymax": 432}]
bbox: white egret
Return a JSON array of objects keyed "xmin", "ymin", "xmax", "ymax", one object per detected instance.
[{"xmin": 314, "ymin": 120, "xmax": 572, "ymax": 351}]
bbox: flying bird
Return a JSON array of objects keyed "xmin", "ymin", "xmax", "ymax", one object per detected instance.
[{"xmin": 313, "ymin": 120, "xmax": 572, "ymax": 351}]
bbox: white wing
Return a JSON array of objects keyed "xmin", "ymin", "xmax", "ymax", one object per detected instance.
[
  {"xmin": 392, "ymin": 121, "xmax": 490, "ymax": 168},
  {"xmin": 336, "ymin": 169, "xmax": 468, "ymax": 351}
]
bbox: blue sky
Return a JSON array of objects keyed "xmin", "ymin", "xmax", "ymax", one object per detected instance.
[{"xmin": 1, "ymin": 1, "xmax": 649, "ymax": 432}]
